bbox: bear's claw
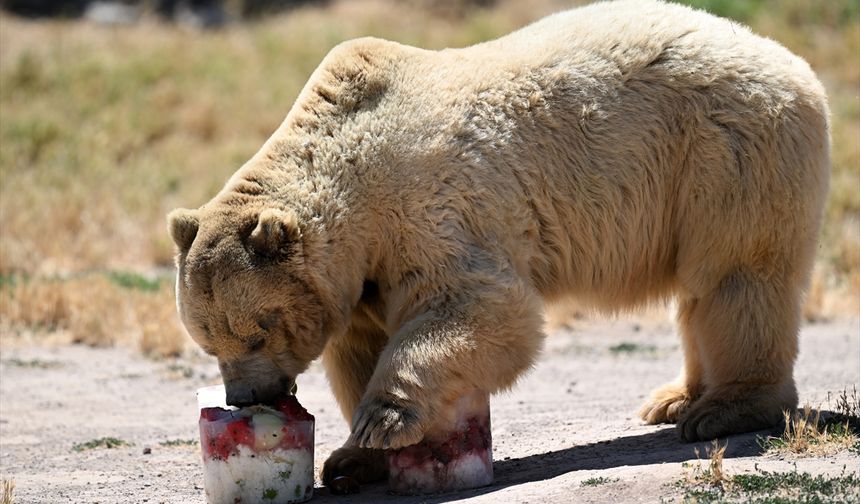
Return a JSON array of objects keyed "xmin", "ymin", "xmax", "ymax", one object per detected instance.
[{"xmin": 322, "ymin": 446, "xmax": 387, "ymax": 485}]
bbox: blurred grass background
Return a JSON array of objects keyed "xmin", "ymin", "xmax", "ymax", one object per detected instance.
[{"xmin": 1, "ymin": 0, "xmax": 858, "ymax": 357}]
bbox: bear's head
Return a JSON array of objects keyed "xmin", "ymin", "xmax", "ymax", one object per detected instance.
[{"xmin": 168, "ymin": 205, "xmax": 330, "ymax": 407}]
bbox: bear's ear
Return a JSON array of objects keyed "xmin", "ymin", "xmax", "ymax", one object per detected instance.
[
  {"xmin": 248, "ymin": 209, "xmax": 301, "ymax": 259},
  {"xmin": 167, "ymin": 208, "xmax": 200, "ymax": 252}
]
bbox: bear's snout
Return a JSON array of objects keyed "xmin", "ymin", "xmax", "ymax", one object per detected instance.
[
  {"xmin": 219, "ymin": 354, "xmax": 294, "ymax": 407},
  {"xmin": 224, "ymin": 378, "xmax": 293, "ymax": 407},
  {"xmin": 225, "ymin": 384, "xmax": 259, "ymax": 407}
]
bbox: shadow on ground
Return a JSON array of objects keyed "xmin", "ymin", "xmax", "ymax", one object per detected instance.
[{"xmin": 311, "ymin": 425, "xmax": 771, "ymax": 503}]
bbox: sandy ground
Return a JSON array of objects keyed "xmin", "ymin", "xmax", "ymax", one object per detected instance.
[{"xmin": 1, "ymin": 317, "xmax": 858, "ymax": 503}]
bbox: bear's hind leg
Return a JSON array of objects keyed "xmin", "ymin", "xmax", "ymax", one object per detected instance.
[
  {"xmin": 676, "ymin": 269, "xmax": 799, "ymax": 441},
  {"xmin": 640, "ymin": 299, "xmax": 704, "ymax": 424}
]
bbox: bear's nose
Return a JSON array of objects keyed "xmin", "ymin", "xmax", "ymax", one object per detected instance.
[{"xmin": 225, "ymin": 386, "xmax": 257, "ymax": 407}]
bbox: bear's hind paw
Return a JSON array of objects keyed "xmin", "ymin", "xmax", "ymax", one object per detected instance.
[{"xmin": 676, "ymin": 389, "xmax": 789, "ymax": 442}]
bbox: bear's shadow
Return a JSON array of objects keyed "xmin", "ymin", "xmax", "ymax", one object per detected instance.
[{"xmin": 312, "ymin": 425, "xmax": 772, "ymax": 503}]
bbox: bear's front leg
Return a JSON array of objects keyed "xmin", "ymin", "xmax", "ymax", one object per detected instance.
[
  {"xmin": 349, "ymin": 276, "xmax": 545, "ymax": 450},
  {"xmin": 321, "ymin": 322, "xmax": 388, "ymax": 484}
]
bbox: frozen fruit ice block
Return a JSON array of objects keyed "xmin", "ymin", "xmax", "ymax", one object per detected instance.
[
  {"xmin": 197, "ymin": 385, "xmax": 314, "ymax": 504},
  {"xmin": 386, "ymin": 389, "xmax": 493, "ymax": 495}
]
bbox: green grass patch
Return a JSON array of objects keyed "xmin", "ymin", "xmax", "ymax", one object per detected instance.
[
  {"xmin": 0, "ymin": 272, "xmax": 25, "ymax": 291},
  {"xmin": 674, "ymin": 0, "xmax": 765, "ymax": 23},
  {"xmin": 609, "ymin": 342, "xmax": 658, "ymax": 355},
  {"xmin": 106, "ymin": 271, "xmax": 161, "ymax": 292},
  {"xmin": 158, "ymin": 438, "xmax": 198, "ymax": 447},
  {"xmin": 673, "ymin": 0, "xmax": 860, "ymax": 26},
  {"xmin": 4, "ymin": 358, "xmax": 63, "ymax": 369},
  {"xmin": 72, "ymin": 437, "xmax": 131, "ymax": 452},
  {"xmin": 582, "ymin": 476, "xmax": 619, "ymax": 487},
  {"xmin": 678, "ymin": 468, "xmax": 860, "ymax": 503},
  {"xmin": 165, "ymin": 363, "xmax": 195, "ymax": 379}
]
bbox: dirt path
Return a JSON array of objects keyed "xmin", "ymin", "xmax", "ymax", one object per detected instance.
[{"xmin": 1, "ymin": 318, "xmax": 858, "ymax": 503}]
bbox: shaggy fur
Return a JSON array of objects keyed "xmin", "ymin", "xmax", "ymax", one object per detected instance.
[{"xmin": 168, "ymin": 0, "xmax": 830, "ymax": 485}]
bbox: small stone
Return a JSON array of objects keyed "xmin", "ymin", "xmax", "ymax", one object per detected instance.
[
  {"xmin": 329, "ymin": 476, "xmax": 360, "ymax": 495},
  {"xmin": 142, "ymin": 447, "xmax": 152, "ymax": 455}
]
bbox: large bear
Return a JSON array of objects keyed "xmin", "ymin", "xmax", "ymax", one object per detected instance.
[{"xmin": 168, "ymin": 0, "xmax": 830, "ymax": 485}]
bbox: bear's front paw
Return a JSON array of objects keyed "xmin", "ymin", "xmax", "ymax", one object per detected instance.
[
  {"xmin": 322, "ymin": 445, "xmax": 387, "ymax": 485},
  {"xmin": 348, "ymin": 395, "xmax": 426, "ymax": 450}
]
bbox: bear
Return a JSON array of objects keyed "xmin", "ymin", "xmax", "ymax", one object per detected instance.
[{"xmin": 167, "ymin": 0, "xmax": 830, "ymax": 486}]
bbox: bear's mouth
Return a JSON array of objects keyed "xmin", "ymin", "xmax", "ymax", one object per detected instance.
[
  {"xmin": 224, "ymin": 376, "xmax": 295, "ymax": 408},
  {"xmin": 219, "ymin": 353, "xmax": 297, "ymax": 407}
]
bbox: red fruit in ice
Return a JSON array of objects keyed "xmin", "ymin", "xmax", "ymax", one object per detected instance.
[
  {"xmin": 226, "ymin": 416, "xmax": 254, "ymax": 447},
  {"xmin": 279, "ymin": 424, "xmax": 311, "ymax": 451},
  {"xmin": 461, "ymin": 417, "xmax": 489, "ymax": 452},
  {"xmin": 386, "ymin": 390, "xmax": 493, "ymax": 495},
  {"xmin": 198, "ymin": 385, "xmax": 317, "ymax": 504},
  {"xmin": 202, "ymin": 426, "xmax": 233, "ymax": 460},
  {"xmin": 200, "ymin": 407, "xmax": 232, "ymax": 422},
  {"xmin": 199, "ymin": 410, "xmax": 254, "ymax": 459},
  {"xmin": 275, "ymin": 395, "xmax": 314, "ymax": 422},
  {"xmin": 393, "ymin": 443, "xmax": 434, "ymax": 469}
]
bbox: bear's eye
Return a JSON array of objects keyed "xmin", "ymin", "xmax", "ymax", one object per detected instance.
[
  {"xmin": 247, "ymin": 338, "xmax": 266, "ymax": 352},
  {"xmin": 257, "ymin": 312, "xmax": 281, "ymax": 332}
]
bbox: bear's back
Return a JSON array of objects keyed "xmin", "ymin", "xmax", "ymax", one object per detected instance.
[{"xmin": 457, "ymin": 0, "xmax": 823, "ymax": 104}]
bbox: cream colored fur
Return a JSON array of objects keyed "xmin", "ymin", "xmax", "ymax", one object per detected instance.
[{"xmin": 168, "ymin": 0, "xmax": 830, "ymax": 484}]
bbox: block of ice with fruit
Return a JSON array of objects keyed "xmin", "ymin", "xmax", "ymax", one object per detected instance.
[
  {"xmin": 386, "ymin": 389, "xmax": 493, "ymax": 495},
  {"xmin": 197, "ymin": 385, "xmax": 315, "ymax": 504}
]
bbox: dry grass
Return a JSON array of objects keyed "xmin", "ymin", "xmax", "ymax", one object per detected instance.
[
  {"xmin": 763, "ymin": 407, "xmax": 857, "ymax": 456},
  {"xmin": 832, "ymin": 385, "xmax": 860, "ymax": 421},
  {"xmin": 0, "ymin": 273, "xmax": 188, "ymax": 357},
  {"xmin": 675, "ymin": 388, "xmax": 860, "ymax": 502},
  {"xmin": 0, "ymin": 479, "xmax": 13, "ymax": 504},
  {"xmin": 0, "ymin": 0, "xmax": 857, "ymax": 357},
  {"xmin": 758, "ymin": 389, "xmax": 860, "ymax": 457},
  {"xmin": 688, "ymin": 440, "xmax": 730, "ymax": 488}
]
